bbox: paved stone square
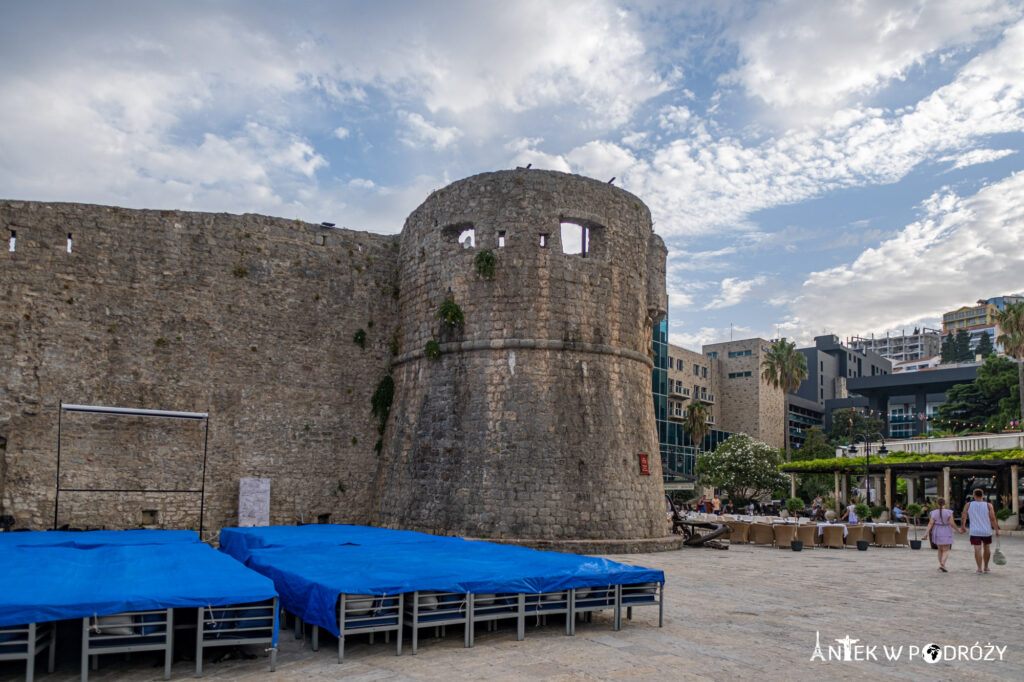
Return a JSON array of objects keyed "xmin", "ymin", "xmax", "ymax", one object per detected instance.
[{"xmin": 4, "ymin": 536, "xmax": 1021, "ymax": 681}]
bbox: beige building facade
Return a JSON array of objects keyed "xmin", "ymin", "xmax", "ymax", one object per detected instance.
[{"xmin": 665, "ymin": 338, "xmax": 786, "ymax": 450}]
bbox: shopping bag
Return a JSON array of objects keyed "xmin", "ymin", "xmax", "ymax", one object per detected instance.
[{"xmin": 992, "ymin": 538, "xmax": 1007, "ymax": 566}]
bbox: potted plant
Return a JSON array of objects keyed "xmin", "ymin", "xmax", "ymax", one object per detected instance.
[
  {"xmin": 996, "ymin": 507, "xmax": 1019, "ymax": 531},
  {"xmin": 869, "ymin": 505, "xmax": 886, "ymax": 522},
  {"xmin": 905, "ymin": 503, "xmax": 923, "ymax": 549},
  {"xmin": 785, "ymin": 497, "xmax": 805, "ymax": 518},
  {"xmin": 785, "ymin": 497, "xmax": 806, "ymax": 550},
  {"xmin": 854, "ymin": 502, "xmax": 870, "ymax": 522}
]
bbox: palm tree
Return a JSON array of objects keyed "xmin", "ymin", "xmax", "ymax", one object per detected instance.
[
  {"xmin": 761, "ymin": 338, "xmax": 809, "ymax": 462},
  {"xmin": 995, "ymin": 302, "xmax": 1024, "ymax": 430},
  {"xmin": 684, "ymin": 401, "xmax": 710, "ymax": 456}
]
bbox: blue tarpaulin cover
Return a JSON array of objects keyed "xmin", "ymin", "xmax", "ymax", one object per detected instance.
[
  {"xmin": 0, "ymin": 529, "xmax": 200, "ymax": 548},
  {"xmin": 0, "ymin": 536, "xmax": 279, "ymax": 645},
  {"xmin": 221, "ymin": 525, "xmax": 664, "ymax": 637}
]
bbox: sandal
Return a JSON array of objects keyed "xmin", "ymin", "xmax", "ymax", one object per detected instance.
[{"xmin": 939, "ymin": 566, "xmax": 947, "ymax": 572}]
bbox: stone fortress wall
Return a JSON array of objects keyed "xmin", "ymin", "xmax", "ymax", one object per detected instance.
[
  {"xmin": 1, "ymin": 202, "xmax": 399, "ymax": 535},
  {"xmin": 376, "ymin": 170, "xmax": 668, "ymax": 540},
  {"xmin": 1, "ymin": 169, "xmax": 669, "ymax": 542}
]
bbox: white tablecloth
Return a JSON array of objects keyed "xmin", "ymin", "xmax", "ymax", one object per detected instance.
[{"xmin": 817, "ymin": 523, "xmax": 848, "ymax": 537}]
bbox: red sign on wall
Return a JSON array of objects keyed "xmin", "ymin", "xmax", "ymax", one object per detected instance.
[{"xmin": 638, "ymin": 453, "xmax": 650, "ymax": 475}]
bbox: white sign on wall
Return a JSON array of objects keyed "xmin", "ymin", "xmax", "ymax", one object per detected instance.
[{"xmin": 238, "ymin": 477, "xmax": 271, "ymax": 527}]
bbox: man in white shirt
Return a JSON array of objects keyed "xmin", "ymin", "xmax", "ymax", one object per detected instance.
[{"xmin": 961, "ymin": 488, "xmax": 999, "ymax": 574}]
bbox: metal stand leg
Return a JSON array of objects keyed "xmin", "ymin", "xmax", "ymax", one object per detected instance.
[
  {"xmin": 195, "ymin": 607, "xmax": 204, "ymax": 678},
  {"xmin": 80, "ymin": 617, "xmax": 90, "ymax": 682},
  {"xmin": 412, "ymin": 592, "xmax": 420, "ymax": 655},
  {"xmin": 25, "ymin": 623, "xmax": 35, "ymax": 682},
  {"xmin": 516, "ymin": 594, "xmax": 525, "ymax": 641},
  {"xmin": 48, "ymin": 623, "xmax": 57, "ymax": 673},
  {"xmin": 395, "ymin": 593, "xmax": 403, "ymax": 656},
  {"xmin": 337, "ymin": 594, "xmax": 345, "ymax": 664},
  {"xmin": 164, "ymin": 608, "xmax": 174, "ymax": 681},
  {"xmin": 312, "ymin": 625, "xmax": 319, "ymax": 652}
]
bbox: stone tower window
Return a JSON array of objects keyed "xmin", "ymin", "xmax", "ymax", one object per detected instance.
[
  {"xmin": 498, "ymin": 231, "xmax": 506, "ymax": 248},
  {"xmin": 442, "ymin": 223, "xmax": 475, "ymax": 249},
  {"xmin": 559, "ymin": 219, "xmax": 603, "ymax": 258},
  {"xmin": 8, "ymin": 230, "xmax": 14, "ymax": 252},
  {"xmin": 67, "ymin": 233, "xmax": 73, "ymax": 253},
  {"xmin": 560, "ymin": 221, "xmax": 589, "ymax": 256},
  {"xmin": 539, "ymin": 233, "xmax": 548, "ymax": 248}
]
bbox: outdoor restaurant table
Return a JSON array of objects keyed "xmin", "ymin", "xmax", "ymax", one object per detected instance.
[{"xmin": 817, "ymin": 522, "xmax": 848, "ymax": 537}]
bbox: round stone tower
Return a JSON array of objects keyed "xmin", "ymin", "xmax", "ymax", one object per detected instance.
[{"xmin": 375, "ymin": 169, "xmax": 668, "ymax": 542}]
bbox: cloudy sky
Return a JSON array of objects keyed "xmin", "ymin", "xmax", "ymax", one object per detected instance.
[{"xmin": 2, "ymin": 1, "xmax": 1023, "ymax": 350}]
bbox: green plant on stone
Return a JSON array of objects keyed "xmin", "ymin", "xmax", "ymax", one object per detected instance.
[
  {"xmin": 437, "ymin": 296, "xmax": 464, "ymax": 328},
  {"xmin": 996, "ymin": 507, "xmax": 1014, "ymax": 521},
  {"xmin": 389, "ymin": 333, "xmax": 400, "ymax": 356},
  {"xmin": 370, "ymin": 375, "xmax": 395, "ymax": 438},
  {"xmin": 424, "ymin": 339, "xmax": 441, "ymax": 360},
  {"xmin": 474, "ymin": 249, "xmax": 496, "ymax": 279},
  {"xmin": 870, "ymin": 505, "xmax": 886, "ymax": 520},
  {"xmin": 353, "ymin": 328, "xmax": 367, "ymax": 348},
  {"xmin": 854, "ymin": 502, "xmax": 870, "ymax": 520}
]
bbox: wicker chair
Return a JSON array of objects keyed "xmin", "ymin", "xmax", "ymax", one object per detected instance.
[
  {"xmin": 894, "ymin": 525, "xmax": 909, "ymax": 547},
  {"xmin": 873, "ymin": 526, "xmax": 897, "ymax": 547},
  {"xmin": 845, "ymin": 525, "xmax": 866, "ymax": 546},
  {"xmin": 726, "ymin": 521, "xmax": 749, "ymax": 544},
  {"xmin": 821, "ymin": 525, "xmax": 845, "ymax": 548},
  {"xmin": 795, "ymin": 524, "xmax": 816, "ymax": 547},
  {"xmin": 748, "ymin": 524, "xmax": 775, "ymax": 545},
  {"xmin": 772, "ymin": 524, "xmax": 797, "ymax": 548}
]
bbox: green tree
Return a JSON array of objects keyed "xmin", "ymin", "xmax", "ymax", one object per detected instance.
[
  {"xmin": 695, "ymin": 434, "xmax": 788, "ymax": 502},
  {"xmin": 792, "ymin": 427, "xmax": 834, "ymax": 501},
  {"xmin": 995, "ymin": 301, "xmax": 1024, "ymax": 430},
  {"xmin": 684, "ymin": 401, "xmax": 710, "ymax": 454},
  {"xmin": 761, "ymin": 338, "xmax": 809, "ymax": 462},
  {"xmin": 955, "ymin": 328, "xmax": 973, "ymax": 362},
  {"xmin": 941, "ymin": 332, "xmax": 956, "ymax": 363},
  {"xmin": 936, "ymin": 354, "xmax": 1019, "ymax": 430},
  {"xmin": 975, "ymin": 330, "xmax": 994, "ymax": 358},
  {"xmin": 827, "ymin": 408, "xmax": 885, "ymax": 446}
]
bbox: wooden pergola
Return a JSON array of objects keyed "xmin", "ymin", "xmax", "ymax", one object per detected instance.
[{"xmin": 781, "ymin": 457, "xmax": 1023, "ymax": 516}]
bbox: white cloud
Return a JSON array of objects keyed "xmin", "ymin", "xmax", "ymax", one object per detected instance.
[
  {"xmin": 399, "ymin": 112, "xmax": 462, "ymax": 150},
  {"xmin": 704, "ymin": 276, "xmax": 767, "ymax": 309},
  {"xmin": 939, "ymin": 148, "xmax": 1017, "ymax": 170},
  {"xmin": 333, "ymin": 126, "xmax": 350, "ymax": 140},
  {"xmin": 725, "ymin": 0, "xmax": 1016, "ymax": 112},
  {"xmin": 792, "ymin": 171, "xmax": 1024, "ymax": 338},
  {"xmin": 612, "ymin": 18, "xmax": 1024, "ymax": 237}
]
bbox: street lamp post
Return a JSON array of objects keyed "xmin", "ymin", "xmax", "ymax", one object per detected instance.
[{"xmin": 848, "ymin": 433, "xmax": 888, "ymax": 507}]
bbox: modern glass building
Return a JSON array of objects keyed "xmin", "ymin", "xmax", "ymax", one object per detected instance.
[{"xmin": 652, "ymin": 318, "xmax": 734, "ymax": 485}]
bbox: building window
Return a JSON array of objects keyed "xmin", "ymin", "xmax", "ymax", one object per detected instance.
[
  {"xmin": 702, "ymin": 366, "xmax": 707, "ymax": 379},
  {"xmin": 498, "ymin": 231, "xmax": 506, "ymax": 248},
  {"xmin": 706, "ymin": 351, "xmax": 718, "ymax": 359},
  {"xmin": 693, "ymin": 364, "xmax": 699, "ymax": 376},
  {"xmin": 727, "ymin": 371, "xmax": 752, "ymax": 379},
  {"xmin": 728, "ymin": 349, "xmax": 752, "ymax": 358}
]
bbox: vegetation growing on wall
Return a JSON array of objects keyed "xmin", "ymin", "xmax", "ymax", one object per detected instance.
[
  {"xmin": 437, "ymin": 296, "xmax": 464, "ymax": 328},
  {"xmin": 353, "ymin": 328, "xmax": 367, "ymax": 348},
  {"xmin": 474, "ymin": 249, "xmax": 496, "ymax": 279},
  {"xmin": 371, "ymin": 375, "xmax": 394, "ymax": 437},
  {"xmin": 424, "ymin": 339, "xmax": 441, "ymax": 360}
]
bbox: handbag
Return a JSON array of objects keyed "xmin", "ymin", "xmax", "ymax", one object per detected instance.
[{"xmin": 992, "ymin": 538, "xmax": 1007, "ymax": 566}]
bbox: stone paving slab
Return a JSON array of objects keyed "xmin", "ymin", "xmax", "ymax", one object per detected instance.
[{"xmin": 2, "ymin": 536, "xmax": 1020, "ymax": 681}]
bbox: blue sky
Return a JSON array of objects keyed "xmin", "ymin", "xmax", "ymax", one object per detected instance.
[{"xmin": 2, "ymin": 1, "xmax": 1023, "ymax": 349}]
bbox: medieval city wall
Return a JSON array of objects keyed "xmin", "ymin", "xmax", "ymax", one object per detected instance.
[
  {"xmin": 0, "ymin": 200, "xmax": 399, "ymax": 535},
  {"xmin": 1, "ymin": 169, "xmax": 670, "ymax": 543}
]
